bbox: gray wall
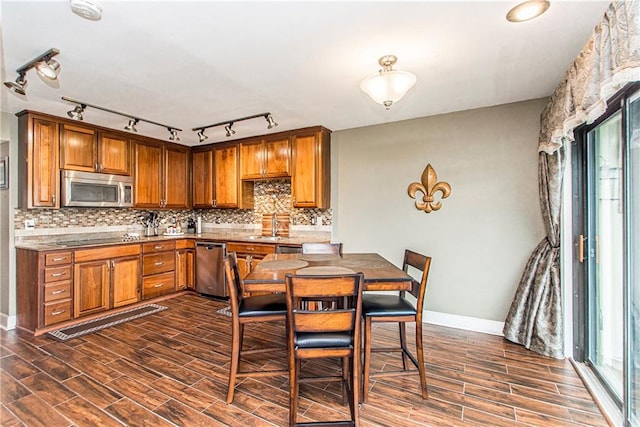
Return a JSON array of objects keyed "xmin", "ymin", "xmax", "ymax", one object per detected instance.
[
  {"xmin": 332, "ymin": 98, "xmax": 547, "ymax": 324},
  {"xmin": 1, "ymin": 112, "xmax": 18, "ymax": 328}
]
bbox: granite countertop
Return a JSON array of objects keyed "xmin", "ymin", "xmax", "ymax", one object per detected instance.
[{"xmin": 15, "ymin": 230, "xmax": 330, "ymax": 251}]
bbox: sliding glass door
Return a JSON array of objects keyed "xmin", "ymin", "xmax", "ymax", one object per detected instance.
[{"xmin": 574, "ymin": 83, "xmax": 640, "ymax": 426}]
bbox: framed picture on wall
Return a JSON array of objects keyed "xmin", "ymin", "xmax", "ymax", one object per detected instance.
[{"xmin": 0, "ymin": 156, "xmax": 8, "ymax": 190}]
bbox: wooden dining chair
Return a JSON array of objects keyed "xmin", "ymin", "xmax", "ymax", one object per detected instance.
[
  {"xmin": 285, "ymin": 272, "xmax": 364, "ymax": 427},
  {"xmin": 362, "ymin": 249, "xmax": 431, "ymax": 402},
  {"xmin": 223, "ymin": 252, "xmax": 288, "ymax": 403},
  {"xmin": 301, "ymin": 242, "xmax": 343, "ymax": 255}
]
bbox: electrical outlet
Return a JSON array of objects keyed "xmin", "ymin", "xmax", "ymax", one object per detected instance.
[{"xmin": 24, "ymin": 219, "xmax": 36, "ymax": 229}]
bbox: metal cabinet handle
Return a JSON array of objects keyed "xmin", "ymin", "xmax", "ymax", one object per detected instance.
[
  {"xmin": 51, "ymin": 272, "xmax": 66, "ymax": 277},
  {"xmin": 52, "ymin": 256, "xmax": 68, "ymax": 262},
  {"xmin": 51, "ymin": 289, "xmax": 66, "ymax": 295},
  {"xmin": 154, "ymin": 245, "xmax": 164, "ymax": 250},
  {"xmin": 154, "ymin": 283, "xmax": 164, "ymax": 288},
  {"xmin": 52, "ymin": 194, "xmax": 56, "ymax": 204},
  {"xmin": 51, "ymin": 310, "xmax": 66, "ymax": 316},
  {"xmin": 154, "ymin": 261, "xmax": 164, "ymax": 266}
]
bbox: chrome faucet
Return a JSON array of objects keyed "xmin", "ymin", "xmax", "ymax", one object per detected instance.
[{"xmin": 271, "ymin": 213, "xmax": 278, "ymax": 237}]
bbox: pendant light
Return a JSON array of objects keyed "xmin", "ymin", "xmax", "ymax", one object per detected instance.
[{"xmin": 360, "ymin": 55, "xmax": 417, "ymax": 110}]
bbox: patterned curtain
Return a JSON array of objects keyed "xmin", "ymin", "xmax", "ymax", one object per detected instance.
[{"xmin": 504, "ymin": 0, "xmax": 640, "ymax": 358}]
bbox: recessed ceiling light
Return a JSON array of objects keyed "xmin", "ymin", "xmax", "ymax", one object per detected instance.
[
  {"xmin": 506, "ymin": 0, "xmax": 550, "ymax": 23},
  {"xmin": 70, "ymin": 0, "xmax": 103, "ymax": 21}
]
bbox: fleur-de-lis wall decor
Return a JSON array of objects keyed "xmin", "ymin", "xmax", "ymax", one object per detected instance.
[{"xmin": 407, "ymin": 163, "xmax": 451, "ymax": 213}]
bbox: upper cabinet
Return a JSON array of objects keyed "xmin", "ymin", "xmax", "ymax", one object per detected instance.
[
  {"xmin": 240, "ymin": 136, "xmax": 290, "ymax": 180},
  {"xmin": 291, "ymin": 127, "xmax": 331, "ymax": 209},
  {"xmin": 134, "ymin": 140, "xmax": 190, "ymax": 209},
  {"xmin": 18, "ymin": 112, "xmax": 60, "ymax": 208},
  {"xmin": 192, "ymin": 143, "xmax": 254, "ymax": 209},
  {"xmin": 60, "ymin": 124, "xmax": 131, "ymax": 175}
]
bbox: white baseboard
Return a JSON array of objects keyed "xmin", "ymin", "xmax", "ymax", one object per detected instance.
[
  {"xmin": 0, "ymin": 313, "xmax": 17, "ymax": 331},
  {"xmin": 423, "ymin": 310, "xmax": 504, "ymax": 336}
]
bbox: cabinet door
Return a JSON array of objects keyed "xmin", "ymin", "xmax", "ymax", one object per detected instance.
[
  {"xmin": 99, "ymin": 133, "xmax": 131, "ymax": 175},
  {"xmin": 264, "ymin": 137, "xmax": 290, "ymax": 177},
  {"xmin": 134, "ymin": 141, "xmax": 163, "ymax": 208},
  {"xmin": 74, "ymin": 261, "xmax": 110, "ymax": 317},
  {"xmin": 236, "ymin": 254, "xmax": 252, "ymax": 280},
  {"xmin": 214, "ymin": 145, "xmax": 239, "ymax": 207},
  {"xmin": 291, "ymin": 130, "xmax": 330, "ymax": 208},
  {"xmin": 111, "ymin": 256, "xmax": 140, "ymax": 308},
  {"xmin": 240, "ymin": 140, "xmax": 264, "ymax": 179},
  {"xmin": 60, "ymin": 124, "xmax": 97, "ymax": 172},
  {"xmin": 164, "ymin": 146, "xmax": 190, "ymax": 209},
  {"xmin": 31, "ymin": 118, "xmax": 59, "ymax": 208},
  {"xmin": 176, "ymin": 249, "xmax": 195, "ymax": 290},
  {"xmin": 192, "ymin": 150, "xmax": 214, "ymax": 208}
]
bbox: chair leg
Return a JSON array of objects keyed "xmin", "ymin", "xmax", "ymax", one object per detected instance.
[
  {"xmin": 362, "ymin": 317, "xmax": 372, "ymax": 403},
  {"xmin": 415, "ymin": 321, "xmax": 428, "ymax": 399},
  {"xmin": 226, "ymin": 321, "xmax": 242, "ymax": 403},
  {"xmin": 399, "ymin": 322, "xmax": 409, "ymax": 370},
  {"xmin": 341, "ymin": 356, "xmax": 349, "ymax": 405},
  {"xmin": 289, "ymin": 358, "xmax": 300, "ymax": 427},
  {"xmin": 351, "ymin": 352, "xmax": 360, "ymax": 426}
]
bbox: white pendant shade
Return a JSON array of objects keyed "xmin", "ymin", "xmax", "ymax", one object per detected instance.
[{"xmin": 360, "ymin": 55, "xmax": 416, "ymax": 110}]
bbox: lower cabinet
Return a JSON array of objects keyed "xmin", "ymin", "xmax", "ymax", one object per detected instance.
[
  {"xmin": 142, "ymin": 241, "xmax": 176, "ymax": 299},
  {"xmin": 74, "ymin": 245, "xmax": 142, "ymax": 317},
  {"xmin": 227, "ymin": 242, "xmax": 276, "ymax": 279},
  {"xmin": 176, "ymin": 239, "xmax": 195, "ymax": 290}
]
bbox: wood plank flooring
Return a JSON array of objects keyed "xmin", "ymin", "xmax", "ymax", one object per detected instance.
[{"xmin": 1, "ymin": 293, "xmax": 608, "ymax": 426}]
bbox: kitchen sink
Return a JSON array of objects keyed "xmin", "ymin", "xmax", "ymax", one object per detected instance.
[{"xmin": 246, "ymin": 235, "xmax": 282, "ymax": 241}]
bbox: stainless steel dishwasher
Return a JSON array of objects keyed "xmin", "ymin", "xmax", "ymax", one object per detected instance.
[{"xmin": 195, "ymin": 242, "xmax": 227, "ymax": 298}]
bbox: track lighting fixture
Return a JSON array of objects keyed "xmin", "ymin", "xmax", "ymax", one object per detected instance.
[
  {"xmin": 224, "ymin": 123, "xmax": 236, "ymax": 137},
  {"xmin": 4, "ymin": 74, "xmax": 27, "ymax": 95},
  {"xmin": 192, "ymin": 112, "xmax": 277, "ymax": 143},
  {"xmin": 3, "ymin": 48, "xmax": 61, "ymax": 95},
  {"xmin": 168, "ymin": 128, "xmax": 180, "ymax": 141},
  {"xmin": 124, "ymin": 118, "xmax": 139, "ymax": 132},
  {"xmin": 197, "ymin": 129, "xmax": 208, "ymax": 143},
  {"xmin": 62, "ymin": 97, "xmax": 182, "ymax": 141},
  {"xmin": 266, "ymin": 114, "xmax": 278, "ymax": 129},
  {"xmin": 67, "ymin": 105, "xmax": 85, "ymax": 121}
]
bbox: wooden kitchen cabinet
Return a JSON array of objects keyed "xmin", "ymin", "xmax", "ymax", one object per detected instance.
[
  {"xmin": 240, "ymin": 136, "xmax": 290, "ymax": 179},
  {"xmin": 142, "ymin": 241, "xmax": 176, "ymax": 299},
  {"xmin": 17, "ymin": 112, "xmax": 60, "ymax": 208},
  {"xmin": 291, "ymin": 127, "xmax": 331, "ymax": 208},
  {"xmin": 192, "ymin": 143, "xmax": 254, "ymax": 209},
  {"xmin": 226, "ymin": 242, "xmax": 276, "ymax": 279},
  {"xmin": 60, "ymin": 125, "xmax": 131, "ymax": 175},
  {"xmin": 176, "ymin": 239, "xmax": 195, "ymax": 290},
  {"xmin": 134, "ymin": 140, "xmax": 189, "ymax": 209},
  {"xmin": 74, "ymin": 244, "xmax": 141, "ymax": 317}
]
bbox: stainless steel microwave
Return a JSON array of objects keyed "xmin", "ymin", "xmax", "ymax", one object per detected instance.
[{"xmin": 62, "ymin": 170, "xmax": 134, "ymax": 208}]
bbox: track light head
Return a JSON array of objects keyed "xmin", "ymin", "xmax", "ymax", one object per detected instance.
[
  {"xmin": 168, "ymin": 128, "xmax": 180, "ymax": 141},
  {"xmin": 67, "ymin": 105, "xmax": 85, "ymax": 120},
  {"xmin": 265, "ymin": 114, "xmax": 278, "ymax": 129},
  {"xmin": 35, "ymin": 58, "xmax": 61, "ymax": 80},
  {"xmin": 224, "ymin": 123, "xmax": 236, "ymax": 137},
  {"xmin": 124, "ymin": 118, "xmax": 139, "ymax": 132},
  {"xmin": 4, "ymin": 74, "xmax": 27, "ymax": 95},
  {"xmin": 197, "ymin": 129, "xmax": 208, "ymax": 143}
]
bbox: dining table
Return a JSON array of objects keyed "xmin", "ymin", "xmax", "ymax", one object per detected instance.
[{"xmin": 243, "ymin": 252, "xmax": 413, "ymax": 293}]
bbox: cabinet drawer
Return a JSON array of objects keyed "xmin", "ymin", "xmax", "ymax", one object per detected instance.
[
  {"xmin": 175, "ymin": 239, "xmax": 195, "ymax": 250},
  {"xmin": 44, "ymin": 266, "xmax": 72, "ymax": 283},
  {"xmin": 142, "ymin": 272, "xmax": 175, "ymax": 299},
  {"xmin": 227, "ymin": 242, "xmax": 276, "ymax": 256},
  {"xmin": 43, "ymin": 281, "xmax": 72, "ymax": 302},
  {"xmin": 75, "ymin": 244, "xmax": 140, "ymax": 263},
  {"xmin": 43, "ymin": 300, "xmax": 72, "ymax": 326},
  {"xmin": 143, "ymin": 241, "xmax": 176, "ymax": 254},
  {"xmin": 143, "ymin": 252, "xmax": 175, "ymax": 275},
  {"xmin": 45, "ymin": 251, "xmax": 72, "ymax": 266}
]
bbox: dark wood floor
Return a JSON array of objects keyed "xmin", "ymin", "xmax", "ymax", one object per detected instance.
[{"xmin": 1, "ymin": 293, "xmax": 608, "ymax": 426}]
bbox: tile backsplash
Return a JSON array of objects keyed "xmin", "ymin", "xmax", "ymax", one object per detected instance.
[{"xmin": 14, "ymin": 180, "xmax": 331, "ymax": 231}]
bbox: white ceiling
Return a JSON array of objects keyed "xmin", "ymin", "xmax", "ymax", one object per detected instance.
[{"xmin": 1, "ymin": 1, "xmax": 610, "ymax": 146}]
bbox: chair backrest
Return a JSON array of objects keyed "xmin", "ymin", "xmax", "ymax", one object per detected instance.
[
  {"xmin": 285, "ymin": 273, "xmax": 364, "ymax": 341},
  {"xmin": 402, "ymin": 249, "xmax": 432, "ymax": 315},
  {"xmin": 224, "ymin": 252, "xmax": 244, "ymax": 312},
  {"xmin": 301, "ymin": 242, "xmax": 343, "ymax": 255}
]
